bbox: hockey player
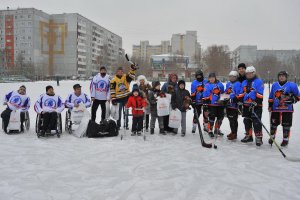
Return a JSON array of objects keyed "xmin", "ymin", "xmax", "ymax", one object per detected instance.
[
  {"xmin": 225, "ymin": 71, "xmax": 243, "ymax": 140},
  {"xmin": 34, "ymin": 86, "xmax": 64, "ymax": 136},
  {"xmin": 90, "ymin": 66, "xmax": 110, "ymax": 122},
  {"xmin": 66, "ymin": 84, "xmax": 91, "ymax": 110},
  {"xmin": 268, "ymin": 71, "xmax": 300, "ymax": 146},
  {"xmin": 202, "ymin": 73, "xmax": 225, "ymax": 138},
  {"xmin": 191, "ymin": 69, "xmax": 208, "ymax": 133},
  {"xmin": 1, "ymin": 85, "xmax": 30, "ymax": 133},
  {"xmin": 110, "ymin": 65, "xmax": 136, "ymax": 129},
  {"xmin": 240, "ymin": 66, "xmax": 264, "ymax": 146}
]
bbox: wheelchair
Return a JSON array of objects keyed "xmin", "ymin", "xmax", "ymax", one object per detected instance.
[
  {"xmin": 65, "ymin": 109, "xmax": 85, "ymax": 134},
  {"xmin": 35, "ymin": 112, "xmax": 62, "ymax": 138},
  {"xmin": 1, "ymin": 110, "xmax": 30, "ymax": 134}
]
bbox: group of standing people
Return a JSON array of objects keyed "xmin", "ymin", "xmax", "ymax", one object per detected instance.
[{"xmin": 1, "ymin": 63, "xmax": 299, "ymax": 147}]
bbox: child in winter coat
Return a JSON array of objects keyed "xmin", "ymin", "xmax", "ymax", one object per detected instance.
[
  {"xmin": 202, "ymin": 73, "xmax": 225, "ymax": 138},
  {"xmin": 148, "ymin": 81, "xmax": 166, "ymax": 135},
  {"xmin": 126, "ymin": 88, "xmax": 147, "ymax": 136},
  {"xmin": 171, "ymin": 80, "xmax": 191, "ymax": 137}
]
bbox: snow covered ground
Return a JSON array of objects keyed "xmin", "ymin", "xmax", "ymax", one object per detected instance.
[{"xmin": 0, "ymin": 80, "xmax": 300, "ymax": 200}]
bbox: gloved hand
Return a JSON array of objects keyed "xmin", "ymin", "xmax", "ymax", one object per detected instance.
[
  {"xmin": 203, "ymin": 104, "xmax": 208, "ymax": 110},
  {"xmin": 232, "ymin": 96, "xmax": 239, "ymax": 104},
  {"xmin": 191, "ymin": 100, "xmax": 196, "ymax": 108},
  {"xmin": 130, "ymin": 63, "xmax": 138, "ymax": 71},
  {"xmin": 285, "ymin": 94, "xmax": 297, "ymax": 104},
  {"xmin": 112, "ymin": 99, "xmax": 118, "ymax": 105},
  {"xmin": 222, "ymin": 98, "xmax": 230, "ymax": 106},
  {"xmin": 248, "ymin": 102, "xmax": 257, "ymax": 111}
]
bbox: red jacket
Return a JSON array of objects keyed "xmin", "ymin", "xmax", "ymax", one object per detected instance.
[{"xmin": 126, "ymin": 95, "xmax": 147, "ymax": 117}]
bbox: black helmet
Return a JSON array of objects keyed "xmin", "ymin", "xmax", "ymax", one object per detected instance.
[
  {"xmin": 195, "ymin": 69, "xmax": 203, "ymax": 77},
  {"xmin": 278, "ymin": 71, "xmax": 288, "ymax": 79},
  {"xmin": 208, "ymin": 72, "xmax": 216, "ymax": 78}
]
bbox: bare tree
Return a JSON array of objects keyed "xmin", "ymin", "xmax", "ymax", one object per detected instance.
[
  {"xmin": 202, "ymin": 45, "xmax": 231, "ymax": 76},
  {"xmin": 254, "ymin": 55, "xmax": 282, "ymax": 80}
]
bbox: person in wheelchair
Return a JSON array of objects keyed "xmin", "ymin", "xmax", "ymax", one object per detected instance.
[
  {"xmin": 65, "ymin": 84, "xmax": 91, "ymax": 132},
  {"xmin": 65, "ymin": 84, "xmax": 91, "ymax": 111},
  {"xmin": 34, "ymin": 85, "xmax": 64, "ymax": 136},
  {"xmin": 1, "ymin": 85, "xmax": 30, "ymax": 133}
]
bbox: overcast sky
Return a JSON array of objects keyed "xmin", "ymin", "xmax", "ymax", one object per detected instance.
[{"xmin": 2, "ymin": 0, "xmax": 300, "ymax": 54}]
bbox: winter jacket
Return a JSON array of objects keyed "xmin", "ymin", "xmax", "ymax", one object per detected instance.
[
  {"xmin": 34, "ymin": 93, "xmax": 64, "ymax": 113},
  {"xmin": 191, "ymin": 79, "xmax": 208, "ymax": 105},
  {"xmin": 171, "ymin": 87, "xmax": 191, "ymax": 112},
  {"xmin": 240, "ymin": 76, "xmax": 264, "ymax": 107},
  {"xmin": 161, "ymin": 74, "xmax": 178, "ymax": 93},
  {"xmin": 110, "ymin": 69, "xmax": 135, "ymax": 101},
  {"xmin": 202, "ymin": 81, "xmax": 225, "ymax": 106},
  {"xmin": 225, "ymin": 81, "xmax": 243, "ymax": 109},
  {"xmin": 268, "ymin": 81, "xmax": 300, "ymax": 112},
  {"xmin": 3, "ymin": 91, "xmax": 30, "ymax": 112},
  {"xmin": 65, "ymin": 92, "xmax": 91, "ymax": 109},
  {"xmin": 90, "ymin": 73, "xmax": 110, "ymax": 100},
  {"xmin": 238, "ymin": 74, "xmax": 246, "ymax": 83},
  {"xmin": 126, "ymin": 95, "xmax": 147, "ymax": 117}
]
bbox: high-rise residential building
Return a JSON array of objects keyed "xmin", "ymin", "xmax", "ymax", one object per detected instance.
[
  {"xmin": 132, "ymin": 40, "xmax": 171, "ymax": 62},
  {"xmin": 171, "ymin": 31, "xmax": 201, "ymax": 62},
  {"xmin": 0, "ymin": 7, "xmax": 124, "ymax": 77}
]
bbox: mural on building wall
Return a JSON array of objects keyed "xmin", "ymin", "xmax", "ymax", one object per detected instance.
[{"xmin": 39, "ymin": 20, "xmax": 67, "ymax": 76}]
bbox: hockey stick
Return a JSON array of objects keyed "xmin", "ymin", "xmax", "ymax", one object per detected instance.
[
  {"xmin": 125, "ymin": 54, "xmax": 139, "ymax": 70},
  {"xmin": 194, "ymin": 107, "xmax": 213, "ymax": 148},
  {"xmin": 252, "ymin": 109, "xmax": 300, "ymax": 162}
]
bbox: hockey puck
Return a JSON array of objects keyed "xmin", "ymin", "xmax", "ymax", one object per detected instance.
[{"xmin": 214, "ymin": 145, "xmax": 217, "ymax": 149}]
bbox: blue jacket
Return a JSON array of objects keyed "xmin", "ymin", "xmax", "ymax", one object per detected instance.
[
  {"xmin": 225, "ymin": 81, "xmax": 242, "ymax": 109},
  {"xmin": 241, "ymin": 76, "xmax": 264, "ymax": 107},
  {"xmin": 191, "ymin": 79, "xmax": 208, "ymax": 105},
  {"xmin": 269, "ymin": 81, "xmax": 299, "ymax": 112},
  {"xmin": 202, "ymin": 81, "xmax": 225, "ymax": 106}
]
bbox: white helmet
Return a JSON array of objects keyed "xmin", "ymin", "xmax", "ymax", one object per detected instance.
[
  {"xmin": 229, "ymin": 71, "xmax": 239, "ymax": 77},
  {"xmin": 245, "ymin": 66, "xmax": 256, "ymax": 73}
]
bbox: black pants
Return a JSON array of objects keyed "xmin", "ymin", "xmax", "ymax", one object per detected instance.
[
  {"xmin": 193, "ymin": 105, "xmax": 208, "ymax": 124},
  {"xmin": 270, "ymin": 112, "xmax": 293, "ymax": 138},
  {"xmin": 227, "ymin": 108, "xmax": 239, "ymax": 134},
  {"xmin": 208, "ymin": 106, "xmax": 224, "ymax": 131},
  {"xmin": 1, "ymin": 108, "xmax": 25, "ymax": 132},
  {"xmin": 91, "ymin": 99, "xmax": 106, "ymax": 122},
  {"xmin": 43, "ymin": 112, "xmax": 58, "ymax": 131},
  {"xmin": 145, "ymin": 114, "xmax": 149, "ymax": 129},
  {"xmin": 132, "ymin": 116, "xmax": 143, "ymax": 132},
  {"xmin": 163, "ymin": 115, "xmax": 173, "ymax": 132},
  {"xmin": 118, "ymin": 98, "xmax": 129, "ymax": 128},
  {"xmin": 243, "ymin": 106, "xmax": 263, "ymax": 137}
]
